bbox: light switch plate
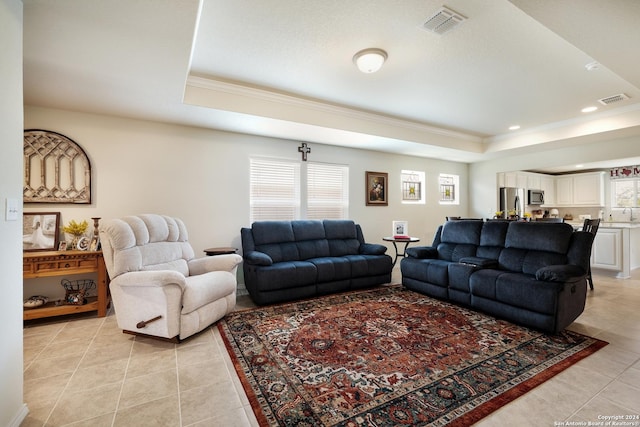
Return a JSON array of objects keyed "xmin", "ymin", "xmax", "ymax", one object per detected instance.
[{"xmin": 6, "ymin": 198, "xmax": 19, "ymax": 221}]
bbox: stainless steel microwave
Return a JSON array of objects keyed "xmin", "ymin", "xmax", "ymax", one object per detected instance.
[{"xmin": 528, "ymin": 189, "xmax": 544, "ymax": 205}]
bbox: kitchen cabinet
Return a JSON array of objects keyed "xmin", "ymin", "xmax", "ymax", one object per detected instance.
[
  {"xmin": 501, "ymin": 172, "xmax": 528, "ymax": 189},
  {"xmin": 555, "ymin": 172, "xmax": 605, "ymax": 206},
  {"xmin": 556, "ymin": 176, "xmax": 574, "ymax": 205},
  {"xmin": 527, "ymin": 174, "xmax": 541, "ymax": 191},
  {"xmin": 592, "ymin": 228, "xmax": 622, "ymax": 272},
  {"xmin": 540, "ymin": 176, "xmax": 555, "ymax": 206},
  {"xmin": 573, "ymin": 172, "xmax": 605, "ymax": 205},
  {"xmin": 591, "ymin": 224, "xmax": 640, "ymax": 279}
]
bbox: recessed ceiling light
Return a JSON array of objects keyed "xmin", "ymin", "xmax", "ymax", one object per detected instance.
[
  {"xmin": 575, "ymin": 164, "xmax": 584, "ymax": 168},
  {"xmin": 581, "ymin": 106, "xmax": 598, "ymax": 113},
  {"xmin": 508, "ymin": 125, "xmax": 520, "ymax": 131}
]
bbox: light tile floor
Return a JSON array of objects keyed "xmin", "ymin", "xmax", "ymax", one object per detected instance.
[{"xmin": 22, "ymin": 269, "xmax": 640, "ymax": 426}]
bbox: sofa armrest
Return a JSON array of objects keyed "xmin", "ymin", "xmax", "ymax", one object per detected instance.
[
  {"xmin": 458, "ymin": 257, "xmax": 498, "ymax": 268},
  {"xmin": 243, "ymin": 250, "xmax": 273, "ymax": 266},
  {"xmin": 405, "ymin": 246, "xmax": 438, "ymax": 259},
  {"xmin": 535, "ymin": 265, "xmax": 586, "ymax": 282},
  {"xmin": 111, "ymin": 270, "xmax": 187, "ymax": 290},
  {"xmin": 188, "ymin": 254, "xmax": 243, "ymax": 276},
  {"xmin": 360, "ymin": 243, "xmax": 387, "ymax": 255}
]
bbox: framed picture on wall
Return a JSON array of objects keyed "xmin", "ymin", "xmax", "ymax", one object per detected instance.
[
  {"xmin": 366, "ymin": 171, "xmax": 388, "ymax": 206},
  {"xmin": 23, "ymin": 212, "xmax": 60, "ymax": 252}
]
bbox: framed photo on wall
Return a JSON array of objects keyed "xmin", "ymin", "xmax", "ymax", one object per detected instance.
[
  {"xmin": 23, "ymin": 212, "xmax": 60, "ymax": 252},
  {"xmin": 366, "ymin": 171, "xmax": 388, "ymax": 206}
]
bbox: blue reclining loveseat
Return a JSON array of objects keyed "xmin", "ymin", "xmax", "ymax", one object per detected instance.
[
  {"xmin": 241, "ymin": 220, "xmax": 393, "ymax": 305},
  {"xmin": 401, "ymin": 220, "xmax": 594, "ymax": 334}
]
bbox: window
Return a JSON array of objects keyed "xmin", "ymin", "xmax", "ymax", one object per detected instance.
[
  {"xmin": 401, "ymin": 170, "xmax": 425, "ymax": 204},
  {"xmin": 307, "ymin": 162, "xmax": 349, "ymax": 219},
  {"xmin": 611, "ymin": 179, "xmax": 640, "ymax": 208},
  {"xmin": 439, "ymin": 174, "xmax": 459, "ymax": 205},
  {"xmin": 250, "ymin": 158, "xmax": 348, "ymax": 223},
  {"xmin": 250, "ymin": 158, "xmax": 300, "ymax": 222}
]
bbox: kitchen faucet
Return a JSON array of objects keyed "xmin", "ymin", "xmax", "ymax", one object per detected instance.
[{"xmin": 623, "ymin": 207, "xmax": 636, "ymax": 222}]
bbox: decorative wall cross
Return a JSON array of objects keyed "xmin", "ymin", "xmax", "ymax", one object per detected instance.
[{"xmin": 298, "ymin": 142, "xmax": 311, "ymax": 161}]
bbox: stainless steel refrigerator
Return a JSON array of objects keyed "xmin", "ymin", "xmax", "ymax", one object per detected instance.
[{"xmin": 499, "ymin": 187, "xmax": 525, "ymax": 219}]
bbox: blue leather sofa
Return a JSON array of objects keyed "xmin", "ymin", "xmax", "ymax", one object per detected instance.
[
  {"xmin": 401, "ymin": 220, "xmax": 595, "ymax": 334},
  {"xmin": 241, "ymin": 220, "xmax": 393, "ymax": 305}
]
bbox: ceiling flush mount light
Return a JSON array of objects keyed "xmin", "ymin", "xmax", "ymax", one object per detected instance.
[
  {"xmin": 353, "ymin": 48, "xmax": 387, "ymax": 73},
  {"xmin": 581, "ymin": 106, "xmax": 598, "ymax": 113}
]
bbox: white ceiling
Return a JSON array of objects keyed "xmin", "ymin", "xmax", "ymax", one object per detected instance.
[{"xmin": 22, "ymin": 0, "xmax": 640, "ymax": 171}]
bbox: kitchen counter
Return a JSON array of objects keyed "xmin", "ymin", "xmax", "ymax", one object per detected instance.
[
  {"xmin": 566, "ymin": 221, "xmax": 640, "ymax": 229},
  {"xmin": 599, "ymin": 222, "xmax": 640, "ymax": 228}
]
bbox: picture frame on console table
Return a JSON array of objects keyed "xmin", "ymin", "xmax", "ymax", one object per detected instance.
[
  {"xmin": 23, "ymin": 212, "xmax": 60, "ymax": 252},
  {"xmin": 366, "ymin": 171, "xmax": 388, "ymax": 206}
]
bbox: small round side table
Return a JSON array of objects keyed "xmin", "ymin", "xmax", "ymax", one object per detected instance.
[
  {"xmin": 383, "ymin": 237, "xmax": 420, "ymax": 267},
  {"xmin": 203, "ymin": 247, "xmax": 237, "ymax": 256}
]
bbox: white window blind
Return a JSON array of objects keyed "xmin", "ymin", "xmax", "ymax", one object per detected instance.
[
  {"xmin": 249, "ymin": 158, "xmax": 348, "ymax": 222},
  {"xmin": 307, "ymin": 162, "xmax": 349, "ymax": 219},
  {"xmin": 250, "ymin": 158, "xmax": 300, "ymax": 222}
]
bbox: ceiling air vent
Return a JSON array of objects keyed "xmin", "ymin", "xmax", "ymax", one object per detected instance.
[
  {"xmin": 423, "ymin": 6, "xmax": 467, "ymax": 35},
  {"xmin": 598, "ymin": 93, "xmax": 629, "ymax": 105}
]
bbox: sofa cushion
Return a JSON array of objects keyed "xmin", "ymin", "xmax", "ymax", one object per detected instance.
[
  {"xmin": 309, "ymin": 257, "xmax": 352, "ymax": 282},
  {"xmin": 476, "ymin": 221, "xmax": 509, "ymax": 260},
  {"xmin": 505, "ymin": 222, "xmax": 574, "ymax": 253},
  {"xmin": 328, "ymin": 239, "xmax": 361, "ymax": 256},
  {"xmin": 296, "ymin": 239, "xmax": 330, "ymax": 260},
  {"xmin": 182, "ymin": 271, "xmax": 235, "ymax": 314},
  {"xmin": 480, "ymin": 221, "xmax": 509, "ymax": 247},
  {"xmin": 256, "ymin": 242, "xmax": 300, "ymax": 263},
  {"xmin": 400, "ymin": 258, "xmax": 449, "ymax": 287},
  {"xmin": 292, "ymin": 220, "xmax": 326, "ymax": 240},
  {"xmin": 249, "ymin": 261, "xmax": 317, "ymax": 291},
  {"xmin": 252, "ymin": 221, "xmax": 295, "ymax": 245},
  {"xmin": 437, "ymin": 242, "xmax": 477, "ymax": 262},
  {"xmin": 323, "ymin": 220, "xmax": 357, "ymax": 239},
  {"xmin": 441, "ymin": 220, "xmax": 484, "ymax": 245},
  {"xmin": 470, "ymin": 269, "xmax": 561, "ymax": 315},
  {"xmin": 499, "ymin": 248, "xmax": 568, "ymax": 275}
]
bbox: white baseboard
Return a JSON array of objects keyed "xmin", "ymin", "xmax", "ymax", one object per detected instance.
[{"xmin": 8, "ymin": 403, "xmax": 29, "ymax": 427}]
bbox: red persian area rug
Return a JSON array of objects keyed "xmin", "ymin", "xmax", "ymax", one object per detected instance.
[{"xmin": 218, "ymin": 286, "xmax": 607, "ymax": 426}]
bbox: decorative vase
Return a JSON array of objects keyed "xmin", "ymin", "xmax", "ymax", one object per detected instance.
[{"xmin": 70, "ymin": 235, "xmax": 81, "ymax": 250}]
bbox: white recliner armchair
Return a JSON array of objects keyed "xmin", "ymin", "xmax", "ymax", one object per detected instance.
[{"xmin": 99, "ymin": 214, "xmax": 241, "ymax": 341}]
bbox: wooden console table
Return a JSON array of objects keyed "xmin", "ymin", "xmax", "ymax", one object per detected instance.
[{"xmin": 23, "ymin": 250, "xmax": 110, "ymax": 320}]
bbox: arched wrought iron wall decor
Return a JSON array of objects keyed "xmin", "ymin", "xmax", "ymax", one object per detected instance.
[{"xmin": 24, "ymin": 130, "xmax": 92, "ymax": 204}]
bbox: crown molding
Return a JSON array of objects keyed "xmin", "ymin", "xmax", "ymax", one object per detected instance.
[{"xmin": 185, "ymin": 75, "xmax": 483, "ymax": 144}]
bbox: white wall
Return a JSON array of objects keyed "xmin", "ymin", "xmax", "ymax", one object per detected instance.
[
  {"xmin": 469, "ymin": 135, "xmax": 640, "ymax": 218},
  {"xmin": 24, "ymin": 106, "xmax": 469, "ymax": 285},
  {"xmin": 1, "ymin": 1, "xmax": 28, "ymax": 425}
]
